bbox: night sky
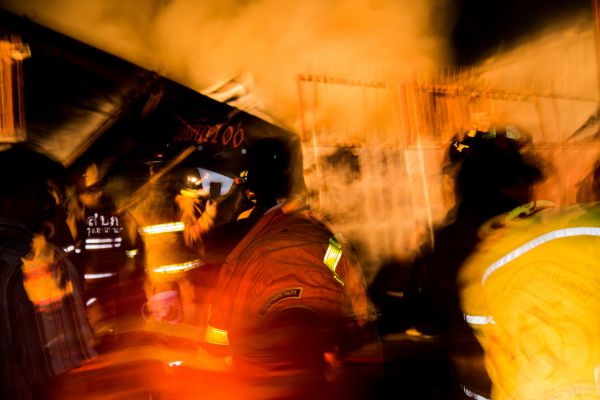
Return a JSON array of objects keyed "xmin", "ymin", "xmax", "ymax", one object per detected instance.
[{"xmin": 450, "ymin": 0, "xmax": 593, "ymax": 65}]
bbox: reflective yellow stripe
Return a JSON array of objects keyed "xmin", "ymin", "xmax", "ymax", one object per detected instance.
[
  {"xmin": 204, "ymin": 325, "xmax": 229, "ymax": 345},
  {"xmin": 126, "ymin": 249, "xmax": 138, "ymax": 258},
  {"xmin": 152, "ymin": 259, "xmax": 204, "ymax": 274},
  {"xmin": 139, "ymin": 222, "xmax": 184, "ymax": 235},
  {"xmin": 323, "ymin": 236, "xmax": 342, "ymax": 272},
  {"xmin": 323, "ymin": 236, "xmax": 344, "ymax": 286}
]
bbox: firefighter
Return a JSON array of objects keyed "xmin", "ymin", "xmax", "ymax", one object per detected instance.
[
  {"xmin": 458, "ymin": 162, "xmax": 600, "ymax": 399},
  {"xmin": 67, "ymin": 162, "xmax": 139, "ymax": 349},
  {"xmin": 404, "ymin": 126, "xmax": 546, "ymax": 398},
  {"xmin": 198, "ymin": 138, "xmax": 383, "ymax": 399},
  {"xmin": 134, "ymin": 159, "xmax": 254, "ymax": 331}
]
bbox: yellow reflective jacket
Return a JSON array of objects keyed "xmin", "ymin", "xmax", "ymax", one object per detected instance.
[{"xmin": 459, "ymin": 202, "xmax": 600, "ymax": 400}]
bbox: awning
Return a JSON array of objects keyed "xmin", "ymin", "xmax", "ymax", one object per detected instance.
[{"xmin": 0, "ymin": 9, "xmax": 304, "ymax": 197}]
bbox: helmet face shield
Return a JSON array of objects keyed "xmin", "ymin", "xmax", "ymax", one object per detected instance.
[
  {"xmin": 179, "ymin": 167, "xmax": 238, "ymax": 200},
  {"xmin": 197, "ymin": 168, "xmax": 235, "ymax": 198}
]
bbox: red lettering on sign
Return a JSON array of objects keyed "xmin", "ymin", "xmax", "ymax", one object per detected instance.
[
  {"xmin": 222, "ymin": 126, "xmax": 234, "ymax": 145},
  {"xmin": 193, "ymin": 128, "xmax": 202, "ymax": 143},
  {"xmin": 184, "ymin": 126, "xmax": 194, "ymax": 141},
  {"xmin": 210, "ymin": 124, "xmax": 222, "ymax": 144},
  {"xmin": 233, "ymin": 128, "xmax": 244, "ymax": 148},
  {"xmin": 173, "ymin": 121, "xmax": 245, "ymax": 150},
  {"xmin": 199, "ymin": 125, "xmax": 210, "ymax": 142}
]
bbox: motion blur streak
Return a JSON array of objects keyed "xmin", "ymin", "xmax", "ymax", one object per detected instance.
[{"xmin": 0, "ymin": 0, "xmax": 454, "ymax": 131}]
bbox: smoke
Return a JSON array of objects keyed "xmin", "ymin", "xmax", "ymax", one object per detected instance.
[
  {"xmin": 298, "ymin": 14, "xmax": 600, "ymax": 277},
  {"xmin": 467, "ymin": 16, "xmax": 600, "ymax": 208},
  {"xmin": 4, "ymin": 0, "xmax": 600, "ymax": 278},
  {"xmin": 0, "ymin": 0, "xmax": 456, "ymax": 132}
]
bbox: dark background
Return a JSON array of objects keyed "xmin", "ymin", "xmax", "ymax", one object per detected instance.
[{"xmin": 450, "ymin": 0, "xmax": 593, "ymax": 65}]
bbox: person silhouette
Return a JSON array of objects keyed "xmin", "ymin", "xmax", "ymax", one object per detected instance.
[
  {"xmin": 404, "ymin": 126, "xmax": 546, "ymax": 399},
  {"xmin": 459, "ymin": 153, "xmax": 600, "ymax": 400},
  {"xmin": 198, "ymin": 137, "xmax": 383, "ymax": 399},
  {"xmin": 0, "ymin": 146, "xmax": 96, "ymax": 399}
]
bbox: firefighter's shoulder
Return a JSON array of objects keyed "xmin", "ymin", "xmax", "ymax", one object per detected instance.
[
  {"xmin": 239, "ymin": 215, "xmax": 351, "ymax": 319},
  {"xmin": 460, "ymin": 201, "xmax": 600, "ymax": 314}
]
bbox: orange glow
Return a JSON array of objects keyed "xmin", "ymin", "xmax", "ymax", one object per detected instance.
[
  {"xmin": 1, "ymin": 2, "xmax": 599, "ymax": 398},
  {"xmin": 139, "ymin": 221, "xmax": 184, "ymax": 235},
  {"xmin": 21, "ymin": 235, "xmax": 73, "ymax": 310},
  {"xmin": 204, "ymin": 325, "xmax": 229, "ymax": 346},
  {"xmin": 0, "ymin": 37, "xmax": 28, "ymax": 143},
  {"xmin": 152, "ymin": 259, "xmax": 204, "ymax": 274}
]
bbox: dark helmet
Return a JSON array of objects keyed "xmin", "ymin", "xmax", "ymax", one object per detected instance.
[
  {"xmin": 245, "ymin": 137, "xmax": 293, "ymax": 205},
  {"xmin": 73, "ymin": 162, "xmax": 104, "ymax": 193},
  {"xmin": 445, "ymin": 126, "xmax": 545, "ymax": 217},
  {"xmin": 0, "ymin": 145, "xmax": 65, "ymax": 231},
  {"xmin": 0, "ymin": 145, "xmax": 65, "ymax": 195}
]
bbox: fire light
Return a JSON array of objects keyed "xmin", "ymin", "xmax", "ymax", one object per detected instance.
[
  {"xmin": 152, "ymin": 259, "xmax": 204, "ymax": 274},
  {"xmin": 139, "ymin": 222, "xmax": 185, "ymax": 235}
]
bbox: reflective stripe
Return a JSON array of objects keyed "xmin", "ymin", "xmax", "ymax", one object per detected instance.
[
  {"xmin": 152, "ymin": 259, "xmax": 204, "ymax": 274},
  {"xmin": 323, "ymin": 236, "xmax": 342, "ymax": 272},
  {"xmin": 86, "ymin": 237, "xmax": 122, "ymax": 244},
  {"xmin": 464, "ymin": 314, "xmax": 495, "ymax": 325},
  {"xmin": 139, "ymin": 222, "xmax": 184, "ymax": 235},
  {"xmin": 85, "ymin": 243, "xmax": 121, "ymax": 250},
  {"xmin": 204, "ymin": 325, "xmax": 229, "ymax": 345},
  {"xmin": 323, "ymin": 236, "xmax": 344, "ymax": 286},
  {"xmin": 63, "ymin": 245, "xmax": 75, "ymax": 253},
  {"xmin": 84, "ymin": 237, "xmax": 122, "ymax": 250},
  {"xmin": 126, "ymin": 249, "xmax": 138, "ymax": 258},
  {"xmin": 482, "ymin": 227, "xmax": 600, "ymax": 285},
  {"xmin": 84, "ymin": 272, "xmax": 117, "ymax": 280},
  {"xmin": 462, "ymin": 385, "xmax": 489, "ymax": 400},
  {"xmin": 168, "ymin": 360, "xmax": 183, "ymax": 367},
  {"xmin": 86, "ymin": 297, "xmax": 97, "ymax": 306}
]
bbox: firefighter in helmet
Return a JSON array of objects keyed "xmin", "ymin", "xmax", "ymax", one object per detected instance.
[
  {"xmin": 197, "ymin": 137, "xmax": 383, "ymax": 399},
  {"xmin": 404, "ymin": 125, "xmax": 547, "ymax": 398},
  {"xmin": 67, "ymin": 162, "xmax": 139, "ymax": 349},
  {"xmin": 135, "ymin": 159, "xmax": 253, "ymax": 330},
  {"xmin": 459, "ymin": 156, "xmax": 600, "ymax": 399}
]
